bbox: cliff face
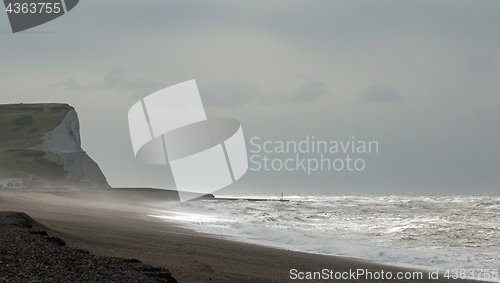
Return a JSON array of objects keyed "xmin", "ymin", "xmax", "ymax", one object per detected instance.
[
  {"xmin": 0, "ymin": 103, "xmax": 109, "ymax": 189},
  {"xmin": 30, "ymin": 109, "xmax": 110, "ymax": 188},
  {"xmin": 30, "ymin": 109, "xmax": 82, "ymax": 152}
]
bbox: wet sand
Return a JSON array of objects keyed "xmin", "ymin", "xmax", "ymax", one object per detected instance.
[{"xmin": 0, "ymin": 190, "xmax": 482, "ymax": 282}]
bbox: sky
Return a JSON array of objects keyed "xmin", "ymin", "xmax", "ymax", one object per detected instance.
[{"xmin": 1, "ymin": 0, "xmax": 499, "ymax": 195}]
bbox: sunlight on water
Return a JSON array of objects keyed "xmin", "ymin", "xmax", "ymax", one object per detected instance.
[{"xmin": 150, "ymin": 211, "xmax": 231, "ymax": 223}]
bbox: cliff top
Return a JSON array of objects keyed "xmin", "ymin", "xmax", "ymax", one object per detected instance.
[
  {"xmin": 0, "ymin": 103, "xmax": 73, "ymax": 151},
  {"xmin": 0, "ymin": 103, "xmax": 75, "ymax": 184}
]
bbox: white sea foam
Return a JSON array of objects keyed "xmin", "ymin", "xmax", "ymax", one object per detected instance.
[{"xmin": 150, "ymin": 194, "xmax": 500, "ymax": 282}]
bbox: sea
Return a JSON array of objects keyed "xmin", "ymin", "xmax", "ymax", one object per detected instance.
[{"xmin": 150, "ymin": 194, "xmax": 500, "ymax": 281}]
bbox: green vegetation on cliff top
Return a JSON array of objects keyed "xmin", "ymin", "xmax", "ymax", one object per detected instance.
[
  {"xmin": 0, "ymin": 103, "xmax": 72, "ymax": 150},
  {"xmin": 0, "ymin": 104, "xmax": 76, "ymax": 186}
]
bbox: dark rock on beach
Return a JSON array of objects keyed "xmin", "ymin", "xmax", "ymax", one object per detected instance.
[{"xmin": 0, "ymin": 211, "xmax": 178, "ymax": 283}]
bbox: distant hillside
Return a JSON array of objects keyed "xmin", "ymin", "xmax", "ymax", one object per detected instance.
[{"xmin": 0, "ymin": 103, "xmax": 109, "ymax": 188}]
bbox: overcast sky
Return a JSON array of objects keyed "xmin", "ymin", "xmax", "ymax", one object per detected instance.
[{"xmin": 1, "ymin": 0, "xmax": 499, "ymax": 195}]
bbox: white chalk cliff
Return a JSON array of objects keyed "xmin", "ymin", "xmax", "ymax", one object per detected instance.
[{"xmin": 30, "ymin": 109, "xmax": 110, "ymax": 188}]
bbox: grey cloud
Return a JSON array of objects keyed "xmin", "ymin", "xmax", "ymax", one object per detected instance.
[
  {"xmin": 360, "ymin": 84, "xmax": 401, "ymax": 103},
  {"xmin": 202, "ymin": 82, "xmax": 259, "ymax": 108},
  {"xmin": 48, "ymin": 70, "xmax": 326, "ymax": 109},
  {"xmin": 104, "ymin": 67, "xmax": 159, "ymax": 93},
  {"xmin": 47, "ymin": 78, "xmax": 89, "ymax": 91},
  {"xmin": 0, "ymin": 70, "xmax": 12, "ymax": 80},
  {"xmin": 465, "ymin": 53, "xmax": 495, "ymax": 73},
  {"xmin": 46, "ymin": 67, "xmax": 160, "ymax": 100},
  {"xmin": 290, "ymin": 71, "xmax": 313, "ymax": 81},
  {"xmin": 287, "ymin": 80, "xmax": 326, "ymax": 103},
  {"xmin": 202, "ymin": 78, "xmax": 327, "ymax": 108},
  {"xmin": 103, "ymin": 67, "xmax": 131, "ymax": 90},
  {"xmin": 75, "ymin": 1, "xmax": 500, "ymax": 51},
  {"xmin": 103, "ymin": 67, "xmax": 161, "ymax": 101}
]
